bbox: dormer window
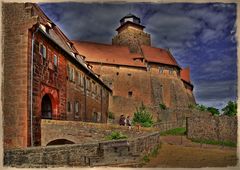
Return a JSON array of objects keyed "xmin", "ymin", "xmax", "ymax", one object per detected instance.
[
  {"xmin": 70, "ymin": 52, "xmax": 75, "ymax": 58},
  {"xmin": 39, "ymin": 24, "xmax": 46, "ymax": 32},
  {"xmin": 67, "ymin": 42, "xmax": 73, "ymax": 49}
]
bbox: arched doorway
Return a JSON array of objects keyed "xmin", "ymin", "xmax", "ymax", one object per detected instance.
[
  {"xmin": 41, "ymin": 94, "xmax": 52, "ymax": 119},
  {"xmin": 46, "ymin": 139, "xmax": 75, "ymax": 146}
]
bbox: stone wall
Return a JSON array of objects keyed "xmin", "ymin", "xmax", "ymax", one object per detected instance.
[
  {"xmin": 2, "ymin": 3, "xmax": 38, "ymax": 149},
  {"xmin": 41, "ymin": 119, "xmax": 156, "ymax": 146},
  {"xmin": 4, "ymin": 131, "xmax": 160, "ymax": 167},
  {"xmin": 187, "ymin": 115, "xmax": 237, "ymax": 143},
  {"xmin": 91, "ymin": 64, "xmax": 196, "ymax": 123},
  {"xmin": 112, "ymin": 25, "xmax": 151, "ymax": 53}
]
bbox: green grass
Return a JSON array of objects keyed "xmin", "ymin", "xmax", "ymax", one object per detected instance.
[
  {"xmin": 191, "ymin": 138, "xmax": 237, "ymax": 147},
  {"xmin": 160, "ymin": 127, "xmax": 186, "ymax": 136}
]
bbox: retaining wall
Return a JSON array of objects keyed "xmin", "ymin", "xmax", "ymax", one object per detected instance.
[
  {"xmin": 187, "ymin": 115, "xmax": 237, "ymax": 143},
  {"xmin": 4, "ymin": 132, "xmax": 160, "ymax": 167}
]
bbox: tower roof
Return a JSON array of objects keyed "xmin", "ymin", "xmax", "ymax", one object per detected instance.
[{"xmin": 120, "ymin": 13, "xmax": 140, "ymax": 23}]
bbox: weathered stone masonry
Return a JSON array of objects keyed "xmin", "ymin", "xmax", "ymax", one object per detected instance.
[
  {"xmin": 2, "ymin": 3, "xmax": 111, "ymax": 149},
  {"xmin": 187, "ymin": 115, "xmax": 237, "ymax": 143},
  {"xmin": 4, "ymin": 131, "xmax": 160, "ymax": 167}
]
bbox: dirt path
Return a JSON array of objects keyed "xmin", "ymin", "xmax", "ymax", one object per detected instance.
[{"xmin": 143, "ymin": 136, "xmax": 237, "ymax": 168}]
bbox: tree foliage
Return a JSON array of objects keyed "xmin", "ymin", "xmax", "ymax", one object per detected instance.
[
  {"xmin": 222, "ymin": 101, "xmax": 237, "ymax": 116},
  {"xmin": 207, "ymin": 107, "xmax": 220, "ymax": 115},
  {"xmin": 133, "ymin": 103, "xmax": 153, "ymax": 127}
]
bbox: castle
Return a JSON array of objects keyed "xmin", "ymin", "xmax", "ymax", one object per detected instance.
[
  {"xmin": 73, "ymin": 13, "xmax": 196, "ymax": 121},
  {"xmin": 3, "ymin": 3, "xmax": 195, "ymax": 149}
]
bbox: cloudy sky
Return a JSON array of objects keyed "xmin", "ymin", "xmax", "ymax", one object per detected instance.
[{"xmin": 39, "ymin": 2, "xmax": 237, "ymax": 111}]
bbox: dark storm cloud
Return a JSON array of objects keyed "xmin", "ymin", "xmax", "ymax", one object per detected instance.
[{"xmin": 39, "ymin": 2, "xmax": 237, "ymax": 110}]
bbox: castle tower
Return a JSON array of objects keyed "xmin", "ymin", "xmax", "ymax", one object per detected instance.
[{"xmin": 112, "ymin": 13, "xmax": 151, "ymax": 53}]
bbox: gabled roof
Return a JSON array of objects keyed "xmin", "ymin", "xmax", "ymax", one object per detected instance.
[
  {"xmin": 141, "ymin": 45, "xmax": 180, "ymax": 67},
  {"xmin": 28, "ymin": 3, "xmax": 112, "ymax": 92},
  {"xmin": 180, "ymin": 67, "xmax": 191, "ymax": 83},
  {"xmin": 72, "ymin": 41, "xmax": 146, "ymax": 68}
]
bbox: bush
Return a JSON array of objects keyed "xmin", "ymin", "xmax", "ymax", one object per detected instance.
[
  {"xmin": 105, "ymin": 131, "xmax": 127, "ymax": 140},
  {"xmin": 108, "ymin": 111, "xmax": 115, "ymax": 119},
  {"xmin": 207, "ymin": 107, "xmax": 220, "ymax": 115},
  {"xmin": 222, "ymin": 101, "xmax": 237, "ymax": 116},
  {"xmin": 133, "ymin": 103, "xmax": 153, "ymax": 127},
  {"xmin": 159, "ymin": 103, "xmax": 166, "ymax": 110}
]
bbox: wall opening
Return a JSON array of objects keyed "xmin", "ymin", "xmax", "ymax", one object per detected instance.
[
  {"xmin": 128, "ymin": 91, "xmax": 133, "ymax": 97},
  {"xmin": 46, "ymin": 139, "xmax": 75, "ymax": 146},
  {"xmin": 41, "ymin": 94, "xmax": 52, "ymax": 119}
]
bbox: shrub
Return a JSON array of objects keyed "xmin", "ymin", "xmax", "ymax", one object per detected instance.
[
  {"xmin": 108, "ymin": 111, "xmax": 115, "ymax": 119},
  {"xmin": 142, "ymin": 155, "xmax": 150, "ymax": 163},
  {"xmin": 222, "ymin": 101, "xmax": 237, "ymax": 116},
  {"xmin": 133, "ymin": 103, "xmax": 153, "ymax": 127},
  {"xmin": 207, "ymin": 107, "xmax": 220, "ymax": 115},
  {"xmin": 159, "ymin": 103, "xmax": 166, "ymax": 110},
  {"xmin": 105, "ymin": 131, "xmax": 127, "ymax": 140}
]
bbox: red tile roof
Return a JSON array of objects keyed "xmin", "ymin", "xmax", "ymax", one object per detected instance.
[
  {"xmin": 141, "ymin": 45, "xmax": 179, "ymax": 67},
  {"xmin": 180, "ymin": 67, "xmax": 191, "ymax": 83},
  {"xmin": 72, "ymin": 41, "xmax": 146, "ymax": 68}
]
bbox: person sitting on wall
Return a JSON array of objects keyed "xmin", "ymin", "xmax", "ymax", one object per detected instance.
[
  {"xmin": 119, "ymin": 115, "xmax": 125, "ymax": 126},
  {"xmin": 126, "ymin": 116, "xmax": 132, "ymax": 129},
  {"xmin": 126, "ymin": 116, "xmax": 131, "ymax": 126}
]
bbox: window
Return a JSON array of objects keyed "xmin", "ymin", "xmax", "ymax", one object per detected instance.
[
  {"xmin": 69, "ymin": 67, "xmax": 74, "ymax": 81},
  {"xmin": 34, "ymin": 40, "xmax": 39, "ymax": 53},
  {"xmin": 95, "ymin": 84, "xmax": 98, "ymax": 94},
  {"xmin": 75, "ymin": 101, "xmax": 79, "ymax": 113},
  {"xmin": 127, "ymin": 73, "xmax": 131, "ymax": 76},
  {"xmin": 77, "ymin": 72, "xmax": 81, "ymax": 85},
  {"xmin": 72, "ymin": 68, "xmax": 75, "ymax": 81},
  {"xmin": 147, "ymin": 64, "xmax": 151, "ymax": 71},
  {"xmin": 159, "ymin": 67, "xmax": 164, "ymax": 74},
  {"xmin": 39, "ymin": 44, "xmax": 46, "ymax": 59},
  {"xmin": 81, "ymin": 75, "xmax": 84, "ymax": 86},
  {"xmin": 53, "ymin": 54, "xmax": 58, "ymax": 67},
  {"xmin": 169, "ymin": 68, "xmax": 174, "ymax": 75},
  {"xmin": 67, "ymin": 102, "xmax": 71, "ymax": 112},
  {"xmin": 86, "ymin": 78, "xmax": 90, "ymax": 90},
  {"xmin": 128, "ymin": 91, "xmax": 133, "ymax": 97},
  {"xmin": 116, "ymin": 72, "xmax": 119, "ymax": 76}
]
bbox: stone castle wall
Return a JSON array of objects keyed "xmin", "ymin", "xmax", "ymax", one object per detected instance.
[
  {"xmin": 187, "ymin": 115, "xmax": 237, "ymax": 143},
  {"xmin": 112, "ymin": 26, "xmax": 151, "ymax": 53},
  {"xmin": 92, "ymin": 64, "xmax": 195, "ymax": 122}
]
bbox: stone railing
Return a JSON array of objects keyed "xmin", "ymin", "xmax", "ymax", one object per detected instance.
[
  {"xmin": 41, "ymin": 119, "xmax": 157, "ymax": 146},
  {"xmin": 4, "ymin": 131, "xmax": 160, "ymax": 167}
]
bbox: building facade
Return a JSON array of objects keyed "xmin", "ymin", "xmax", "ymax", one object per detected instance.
[
  {"xmin": 3, "ymin": 3, "xmax": 111, "ymax": 149},
  {"xmin": 73, "ymin": 14, "xmax": 196, "ymax": 121}
]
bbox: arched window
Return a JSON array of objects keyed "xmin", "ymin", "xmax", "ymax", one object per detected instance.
[{"xmin": 41, "ymin": 94, "xmax": 52, "ymax": 119}]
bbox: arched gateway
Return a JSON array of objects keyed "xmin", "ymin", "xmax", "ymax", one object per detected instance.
[{"xmin": 41, "ymin": 94, "xmax": 52, "ymax": 119}]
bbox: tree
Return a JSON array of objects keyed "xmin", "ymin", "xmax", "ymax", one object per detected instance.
[
  {"xmin": 207, "ymin": 107, "xmax": 220, "ymax": 116},
  {"xmin": 196, "ymin": 104, "xmax": 207, "ymax": 111},
  {"xmin": 222, "ymin": 101, "xmax": 237, "ymax": 116},
  {"xmin": 133, "ymin": 103, "xmax": 153, "ymax": 127}
]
